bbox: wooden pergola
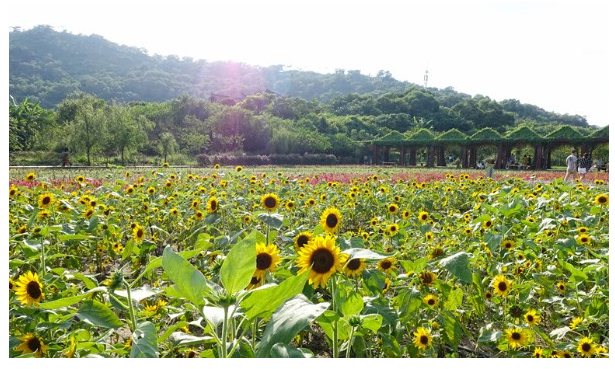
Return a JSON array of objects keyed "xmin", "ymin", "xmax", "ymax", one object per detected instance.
[{"xmin": 370, "ymin": 125, "xmax": 609, "ymax": 169}]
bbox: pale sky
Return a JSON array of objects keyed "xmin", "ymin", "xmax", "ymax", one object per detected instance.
[{"xmin": 7, "ymin": 0, "xmax": 614, "ymax": 127}]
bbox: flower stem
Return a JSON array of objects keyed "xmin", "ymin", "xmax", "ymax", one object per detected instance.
[{"xmin": 123, "ymin": 280, "xmax": 138, "ymax": 332}]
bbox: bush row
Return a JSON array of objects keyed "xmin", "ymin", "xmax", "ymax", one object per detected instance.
[{"xmin": 196, "ymin": 153, "xmax": 340, "ymax": 166}]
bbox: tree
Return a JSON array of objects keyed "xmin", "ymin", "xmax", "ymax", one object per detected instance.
[
  {"xmin": 103, "ymin": 103, "xmax": 148, "ymax": 164},
  {"xmin": 158, "ymin": 132, "xmax": 178, "ymax": 163},
  {"xmin": 61, "ymin": 94, "xmax": 107, "ymax": 165},
  {"xmin": 9, "ymin": 97, "xmax": 55, "ymax": 151}
]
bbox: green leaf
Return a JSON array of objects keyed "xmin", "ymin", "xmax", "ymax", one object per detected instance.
[
  {"xmin": 76, "ymin": 300, "xmax": 123, "ymax": 329},
  {"xmin": 39, "ymin": 287, "xmax": 107, "ymax": 309},
  {"xmin": 161, "ymin": 246, "xmax": 222, "ymax": 308},
  {"xmin": 477, "ymin": 329, "xmax": 501, "ymax": 343},
  {"xmin": 257, "ymin": 212, "xmax": 284, "ymax": 229},
  {"xmin": 549, "ymin": 326, "xmax": 571, "ymax": 340},
  {"xmin": 256, "ymin": 295, "xmax": 330, "ymax": 358},
  {"xmin": 130, "ymin": 321, "xmax": 159, "ymax": 358},
  {"xmin": 342, "ymin": 248, "xmax": 388, "ymax": 261},
  {"xmin": 439, "ymin": 252, "xmax": 473, "ymax": 284},
  {"xmin": 337, "ymin": 288, "xmax": 364, "ymax": 317},
  {"xmin": 58, "ymin": 233, "xmax": 92, "ymax": 241},
  {"xmin": 561, "ymin": 261, "xmax": 588, "ymax": 282},
  {"xmin": 241, "ymin": 270, "xmax": 309, "ymax": 320},
  {"xmin": 361, "ymin": 314, "xmax": 383, "ymax": 334},
  {"xmin": 443, "ymin": 287, "xmax": 464, "ymax": 311},
  {"xmin": 399, "ymin": 257, "xmax": 428, "ymax": 275},
  {"xmin": 157, "ymin": 321, "xmax": 189, "ymax": 344},
  {"xmin": 270, "ymin": 343, "xmax": 312, "ymax": 358},
  {"xmin": 114, "ymin": 286, "xmax": 162, "ymax": 303},
  {"xmin": 440, "ymin": 310, "xmax": 463, "ymax": 350},
  {"xmin": 220, "ymin": 232, "xmax": 258, "ymax": 295}
]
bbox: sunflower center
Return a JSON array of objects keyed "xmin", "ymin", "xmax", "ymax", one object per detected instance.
[
  {"xmin": 582, "ymin": 343, "xmax": 591, "ymax": 352},
  {"xmin": 498, "ymin": 281, "xmax": 508, "ymax": 291},
  {"xmin": 380, "ymin": 260, "xmax": 392, "ymax": 270},
  {"xmin": 428, "ymin": 299, "xmax": 435, "ymax": 305},
  {"xmin": 27, "ymin": 281, "xmax": 42, "ymax": 299},
  {"xmin": 311, "ymin": 248, "xmax": 335, "ymax": 273},
  {"xmin": 325, "ymin": 214, "xmax": 338, "ymax": 228},
  {"xmin": 422, "ymin": 273, "xmax": 433, "ymax": 284},
  {"xmin": 420, "ymin": 336, "xmax": 429, "ymax": 345},
  {"xmin": 137, "ymin": 229, "xmax": 144, "ymax": 238},
  {"xmin": 27, "ymin": 337, "xmax": 42, "ymax": 352},
  {"xmin": 297, "ymin": 235, "xmax": 309, "ymax": 248},
  {"xmin": 210, "ymin": 200, "xmax": 218, "ymax": 211},
  {"xmin": 598, "ymin": 197, "xmax": 607, "ymax": 203},
  {"xmin": 256, "ymin": 253, "xmax": 272, "ymax": 270},
  {"xmin": 42, "ymin": 197, "xmax": 51, "ymax": 205},
  {"xmin": 347, "ymin": 259, "xmax": 361, "ymax": 271},
  {"xmin": 264, "ymin": 197, "xmax": 277, "ymax": 208},
  {"xmin": 511, "ymin": 332, "xmax": 521, "ymax": 340},
  {"xmin": 527, "ymin": 315, "xmax": 534, "ymax": 322}
]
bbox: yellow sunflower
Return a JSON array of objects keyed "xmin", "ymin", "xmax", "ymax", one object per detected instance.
[
  {"xmin": 492, "ymin": 274, "xmax": 512, "ymax": 297},
  {"xmin": 294, "ymin": 231, "xmax": 313, "ymax": 251},
  {"xmin": 37, "ymin": 193, "xmax": 55, "ymax": 208},
  {"xmin": 14, "ymin": 271, "xmax": 44, "ymax": 306},
  {"xmin": 133, "ymin": 224, "xmax": 146, "ymax": 244},
  {"xmin": 423, "ymin": 294, "xmax": 438, "ymax": 307},
  {"xmin": 418, "ymin": 271, "xmax": 437, "ymax": 286},
  {"xmin": 377, "ymin": 257, "xmax": 397, "ymax": 274},
  {"xmin": 254, "ymin": 243, "xmax": 282, "ymax": 279},
  {"xmin": 577, "ymin": 337, "xmax": 596, "ymax": 357},
  {"xmin": 386, "ymin": 203, "xmax": 399, "ymax": 214},
  {"xmin": 344, "ymin": 258, "xmax": 367, "ymax": 278},
  {"xmin": 320, "ymin": 207, "xmax": 342, "ymax": 234},
  {"xmin": 412, "ymin": 327, "xmax": 433, "ymax": 350},
  {"xmin": 261, "ymin": 193, "xmax": 280, "ymax": 211},
  {"xmin": 556, "ymin": 281, "xmax": 566, "ymax": 294},
  {"xmin": 504, "ymin": 327, "xmax": 528, "ymax": 349},
  {"xmin": 297, "ymin": 235, "xmax": 347, "ymax": 288},
  {"xmin": 501, "ymin": 239, "xmax": 515, "ymax": 251},
  {"xmin": 594, "ymin": 193, "xmax": 608, "ymax": 206},
  {"xmin": 9, "ymin": 185, "xmax": 19, "ymax": 198},
  {"xmin": 576, "ymin": 234, "xmax": 591, "ymax": 245},
  {"xmin": 25, "ymin": 172, "xmax": 36, "ymax": 181},
  {"xmin": 418, "ymin": 211, "xmax": 429, "ymax": 223},
  {"xmin": 524, "ymin": 309, "xmax": 541, "ymax": 326},
  {"xmin": 15, "ymin": 333, "xmax": 49, "ymax": 357},
  {"xmin": 385, "ymin": 223, "xmax": 400, "ymax": 237}
]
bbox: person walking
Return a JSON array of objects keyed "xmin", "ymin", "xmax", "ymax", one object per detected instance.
[
  {"xmin": 577, "ymin": 153, "xmax": 592, "ymax": 181},
  {"xmin": 563, "ymin": 149, "xmax": 578, "ymax": 181}
]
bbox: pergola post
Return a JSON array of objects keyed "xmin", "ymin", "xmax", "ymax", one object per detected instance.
[
  {"xmin": 437, "ymin": 147, "xmax": 446, "ymax": 166},
  {"xmin": 533, "ymin": 145, "xmax": 543, "ymax": 170},
  {"xmin": 427, "ymin": 145, "xmax": 435, "ymax": 167},
  {"xmin": 468, "ymin": 146, "xmax": 477, "ymax": 169},
  {"xmin": 372, "ymin": 145, "xmax": 379, "ymax": 165},
  {"xmin": 400, "ymin": 147, "xmax": 406, "ymax": 166},
  {"xmin": 409, "ymin": 147, "xmax": 417, "ymax": 166}
]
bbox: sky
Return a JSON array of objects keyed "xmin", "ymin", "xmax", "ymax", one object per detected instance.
[{"xmin": 6, "ymin": 0, "xmax": 614, "ymax": 127}]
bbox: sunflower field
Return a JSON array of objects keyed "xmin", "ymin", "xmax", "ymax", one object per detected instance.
[{"xmin": 7, "ymin": 166, "xmax": 609, "ymax": 358}]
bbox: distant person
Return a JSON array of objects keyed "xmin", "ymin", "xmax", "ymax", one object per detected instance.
[
  {"xmin": 578, "ymin": 153, "xmax": 592, "ymax": 180},
  {"xmin": 61, "ymin": 149, "xmax": 72, "ymax": 167},
  {"xmin": 563, "ymin": 149, "xmax": 578, "ymax": 181},
  {"xmin": 522, "ymin": 155, "xmax": 529, "ymax": 169},
  {"xmin": 595, "ymin": 158, "xmax": 603, "ymax": 172}
]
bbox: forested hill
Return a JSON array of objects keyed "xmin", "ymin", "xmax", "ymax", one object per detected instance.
[
  {"xmin": 10, "ymin": 25, "xmax": 589, "ymax": 128},
  {"xmin": 9, "ymin": 26, "xmax": 413, "ymax": 107}
]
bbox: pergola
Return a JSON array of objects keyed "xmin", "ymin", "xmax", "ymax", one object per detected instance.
[{"xmin": 370, "ymin": 125, "xmax": 609, "ymax": 169}]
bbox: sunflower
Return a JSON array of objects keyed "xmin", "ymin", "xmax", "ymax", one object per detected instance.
[
  {"xmin": 386, "ymin": 203, "xmax": 399, "ymax": 214},
  {"xmin": 261, "ymin": 193, "xmax": 280, "ymax": 211},
  {"xmin": 504, "ymin": 327, "xmax": 528, "ymax": 349},
  {"xmin": 556, "ymin": 281, "xmax": 566, "ymax": 294},
  {"xmin": 577, "ymin": 337, "xmax": 596, "ymax": 357},
  {"xmin": 492, "ymin": 275, "xmax": 512, "ymax": 297},
  {"xmin": 412, "ymin": 327, "xmax": 433, "ymax": 350},
  {"xmin": 9, "ymin": 185, "xmax": 19, "ymax": 198},
  {"xmin": 483, "ymin": 219, "xmax": 493, "ymax": 229},
  {"xmin": 385, "ymin": 223, "xmax": 400, "ymax": 237},
  {"xmin": 524, "ymin": 309, "xmax": 541, "ymax": 326},
  {"xmin": 235, "ymin": 166, "xmax": 243, "ymax": 173},
  {"xmin": 425, "ymin": 231, "xmax": 434, "ymax": 242},
  {"xmin": 147, "ymin": 186, "xmax": 156, "ymax": 195},
  {"xmin": 285, "ymin": 200, "xmax": 295, "ymax": 211},
  {"xmin": 194, "ymin": 210, "xmax": 205, "ymax": 220},
  {"xmin": 37, "ymin": 193, "xmax": 55, "ymax": 208},
  {"xmin": 418, "ymin": 271, "xmax": 437, "ymax": 286},
  {"xmin": 576, "ymin": 234, "xmax": 591, "ymax": 245},
  {"xmin": 254, "ymin": 243, "xmax": 282, "ymax": 279},
  {"xmin": 133, "ymin": 224, "xmax": 146, "ymax": 244},
  {"xmin": 532, "ymin": 347, "xmax": 543, "ymax": 358},
  {"xmin": 344, "ymin": 258, "xmax": 367, "ymax": 277},
  {"xmin": 593, "ymin": 193, "xmax": 608, "ymax": 206},
  {"xmin": 25, "ymin": 172, "xmax": 36, "ymax": 181},
  {"xmin": 15, "ymin": 333, "xmax": 49, "ymax": 357},
  {"xmin": 320, "ymin": 207, "xmax": 342, "ymax": 234},
  {"xmin": 294, "ymin": 231, "xmax": 313, "ymax": 251},
  {"xmin": 10, "ymin": 277, "xmax": 15, "ymax": 292},
  {"xmin": 377, "ymin": 257, "xmax": 397, "ymax": 274},
  {"xmin": 418, "ymin": 211, "xmax": 429, "ymax": 223},
  {"xmin": 14, "ymin": 271, "xmax": 44, "ymax": 306},
  {"xmin": 423, "ymin": 294, "xmax": 438, "ymax": 307},
  {"xmin": 501, "ymin": 239, "xmax": 515, "ymax": 251},
  {"xmin": 570, "ymin": 316, "xmax": 583, "ymax": 330},
  {"xmin": 297, "ymin": 235, "xmax": 347, "ymax": 289}
]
